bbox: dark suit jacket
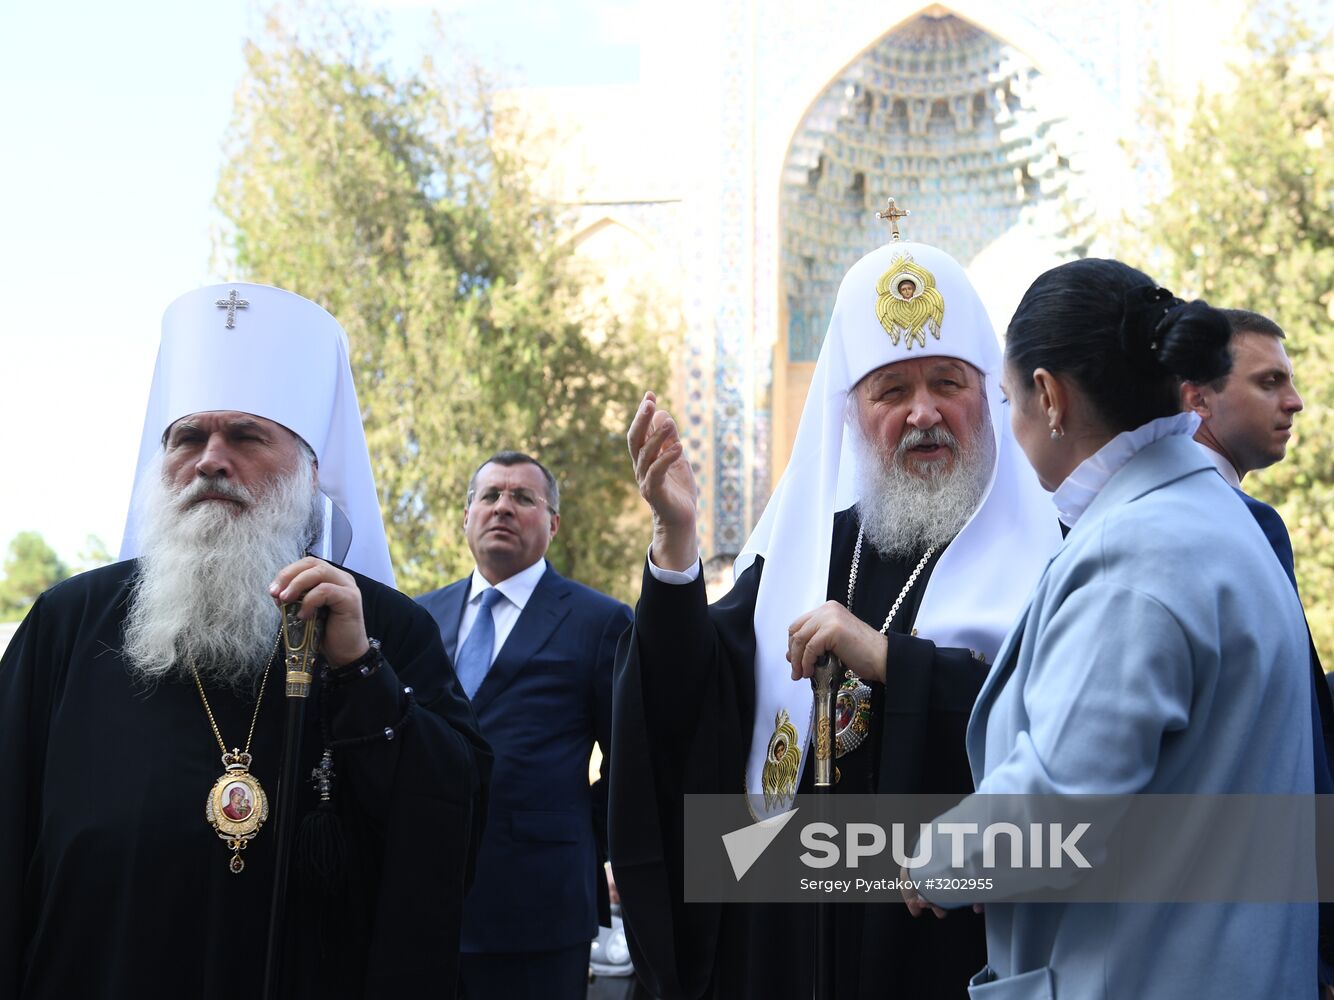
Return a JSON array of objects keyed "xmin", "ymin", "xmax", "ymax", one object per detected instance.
[
  {"xmin": 417, "ymin": 564, "xmax": 632, "ymax": 954},
  {"xmin": 1234, "ymin": 489, "xmax": 1332, "ymax": 763},
  {"xmin": 1235, "ymin": 488, "xmax": 1334, "ymax": 986}
]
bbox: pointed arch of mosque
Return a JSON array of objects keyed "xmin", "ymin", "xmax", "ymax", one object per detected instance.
[
  {"xmin": 768, "ymin": 2, "xmax": 1118, "ymax": 477},
  {"xmin": 572, "ymin": 215, "xmax": 655, "ymax": 252}
]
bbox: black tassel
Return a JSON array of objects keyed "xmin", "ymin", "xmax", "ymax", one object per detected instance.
[{"xmin": 297, "ymin": 750, "xmax": 347, "ymax": 902}]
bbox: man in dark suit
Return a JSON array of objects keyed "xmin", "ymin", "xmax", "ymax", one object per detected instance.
[
  {"xmin": 1180, "ymin": 307, "xmax": 1322, "ymax": 697},
  {"xmin": 1181, "ymin": 308, "xmax": 1333, "ymax": 995},
  {"xmin": 417, "ymin": 451, "xmax": 632, "ymax": 1000}
]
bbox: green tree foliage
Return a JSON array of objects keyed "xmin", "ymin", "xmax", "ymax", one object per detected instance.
[
  {"xmin": 75, "ymin": 534, "xmax": 114, "ymax": 573},
  {"xmin": 214, "ymin": 7, "xmax": 671, "ymax": 599},
  {"xmin": 0, "ymin": 531, "xmax": 70, "ymax": 620},
  {"xmin": 1138, "ymin": 3, "xmax": 1334, "ymax": 659}
]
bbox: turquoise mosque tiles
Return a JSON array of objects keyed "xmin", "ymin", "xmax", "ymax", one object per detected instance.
[
  {"xmin": 779, "ymin": 12, "xmax": 1085, "ymax": 363},
  {"xmin": 711, "ymin": 0, "xmax": 757, "ymax": 553},
  {"xmin": 648, "ymin": 1, "xmax": 1161, "ymax": 555}
]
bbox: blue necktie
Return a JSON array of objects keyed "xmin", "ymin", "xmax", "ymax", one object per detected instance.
[{"xmin": 456, "ymin": 588, "xmax": 503, "ymax": 699}]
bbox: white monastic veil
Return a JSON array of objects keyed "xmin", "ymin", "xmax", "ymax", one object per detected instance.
[
  {"xmin": 119, "ymin": 283, "xmax": 395, "ymax": 588},
  {"xmin": 737, "ymin": 242, "xmax": 1060, "ymax": 818}
]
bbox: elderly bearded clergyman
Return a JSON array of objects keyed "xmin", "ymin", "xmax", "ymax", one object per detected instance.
[
  {"xmin": 0, "ymin": 285, "xmax": 489, "ymax": 1000},
  {"xmin": 611, "ymin": 240, "xmax": 1062, "ymax": 998}
]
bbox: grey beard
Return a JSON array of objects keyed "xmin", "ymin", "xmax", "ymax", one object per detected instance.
[
  {"xmin": 853, "ymin": 417, "xmax": 995, "ymax": 561},
  {"xmin": 122, "ymin": 453, "xmax": 323, "ymax": 691}
]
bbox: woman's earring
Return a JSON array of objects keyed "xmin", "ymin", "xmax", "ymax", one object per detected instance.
[{"xmin": 1050, "ymin": 425, "xmax": 1065, "ymax": 440}]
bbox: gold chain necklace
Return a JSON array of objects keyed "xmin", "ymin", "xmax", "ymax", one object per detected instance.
[
  {"xmin": 193, "ymin": 628, "xmax": 281, "ymax": 874},
  {"xmin": 834, "ymin": 526, "xmax": 935, "ymax": 758}
]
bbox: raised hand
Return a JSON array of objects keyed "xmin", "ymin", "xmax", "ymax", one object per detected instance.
[{"xmin": 627, "ymin": 391, "xmax": 699, "ymax": 571}]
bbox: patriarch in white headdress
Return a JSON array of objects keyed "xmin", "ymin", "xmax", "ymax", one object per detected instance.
[{"xmin": 737, "ymin": 241, "xmax": 1060, "ymax": 816}]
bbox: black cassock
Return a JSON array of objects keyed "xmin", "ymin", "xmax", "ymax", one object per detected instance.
[
  {"xmin": 611, "ymin": 508, "xmax": 987, "ymax": 999},
  {"xmin": 0, "ymin": 560, "xmax": 491, "ymax": 1000}
]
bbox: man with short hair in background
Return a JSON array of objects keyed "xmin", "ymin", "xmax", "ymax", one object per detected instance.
[
  {"xmin": 1183, "ymin": 308, "xmax": 1304, "ymax": 487},
  {"xmin": 1181, "ymin": 306, "xmax": 1333, "ymax": 995},
  {"xmin": 417, "ymin": 451, "xmax": 631, "ymax": 1000}
]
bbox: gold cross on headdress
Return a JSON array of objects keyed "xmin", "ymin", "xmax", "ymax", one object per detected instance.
[
  {"xmin": 215, "ymin": 289, "xmax": 250, "ymax": 329},
  {"xmin": 876, "ymin": 198, "xmax": 910, "ymax": 241}
]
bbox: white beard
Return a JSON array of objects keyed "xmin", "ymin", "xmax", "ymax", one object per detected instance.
[
  {"xmin": 853, "ymin": 411, "xmax": 995, "ymax": 561},
  {"xmin": 122, "ymin": 454, "xmax": 323, "ymax": 690}
]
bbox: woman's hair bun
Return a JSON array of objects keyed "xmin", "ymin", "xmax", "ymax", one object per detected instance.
[
  {"xmin": 1006, "ymin": 258, "xmax": 1235, "ymax": 433},
  {"xmin": 1118, "ymin": 285, "xmax": 1231, "ymax": 384},
  {"xmin": 1153, "ymin": 299, "xmax": 1232, "ymax": 383},
  {"xmin": 1117, "ymin": 285, "xmax": 1178, "ymax": 373}
]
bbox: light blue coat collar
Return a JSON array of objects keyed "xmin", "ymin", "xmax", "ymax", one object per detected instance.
[
  {"xmin": 966, "ymin": 432, "xmax": 1216, "ymax": 778},
  {"xmin": 1052, "ymin": 412, "xmax": 1200, "ymax": 527}
]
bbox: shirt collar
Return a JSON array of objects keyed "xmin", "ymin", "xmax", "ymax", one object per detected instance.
[
  {"xmin": 1196, "ymin": 440, "xmax": 1242, "ymax": 489},
  {"xmin": 468, "ymin": 557, "xmax": 547, "ymax": 610},
  {"xmin": 1052, "ymin": 412, "xmax": 1201, "ymax": 528}
]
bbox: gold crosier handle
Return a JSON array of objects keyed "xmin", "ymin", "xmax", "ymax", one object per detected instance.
[
  {"xmin": 280, "ymin": 603, "xmax": 324, "ymax": 699},
  {"xmin": 812, "ymin": 655, "xmax": 839, "ymax": 787}
]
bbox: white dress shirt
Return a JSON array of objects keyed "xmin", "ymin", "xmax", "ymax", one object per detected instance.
[
  {"xmin": 457, "ymin": 558, "xmax": 547, "ymax": 666},
  {"xmin": 646, "ymin": 545, "xmax": 701, "ymax": 585},
  {"xmin": 1196, "ymin": 440, "xmax": 1242, "ymax": 489}
]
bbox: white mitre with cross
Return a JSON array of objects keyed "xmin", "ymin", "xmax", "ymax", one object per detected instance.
[
  {"xmin": 119, "ymin": 282, "xmax": 395, "ymax": 588},
  {"xmin": 737, "ymin": 234, "xmax": 1060, "ymax": 819}
]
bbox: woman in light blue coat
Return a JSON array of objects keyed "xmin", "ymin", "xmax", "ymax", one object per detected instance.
[{"xmin": 911, "ymin": 259, "xmax": 1316, "ymax": 998}]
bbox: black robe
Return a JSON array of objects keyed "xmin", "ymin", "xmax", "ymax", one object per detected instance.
[
  {"xmin": 0, "ymin": 559, "xmax": 491, "ymax": 1000},
  {"xmin": 610, "ymin": 509, "xmax": 987, "ymax": 999}
]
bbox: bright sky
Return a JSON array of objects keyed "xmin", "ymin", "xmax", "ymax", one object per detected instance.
[{"xmin": 0, "ymin": 0, "xmax": 641, "ymax": 566}]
